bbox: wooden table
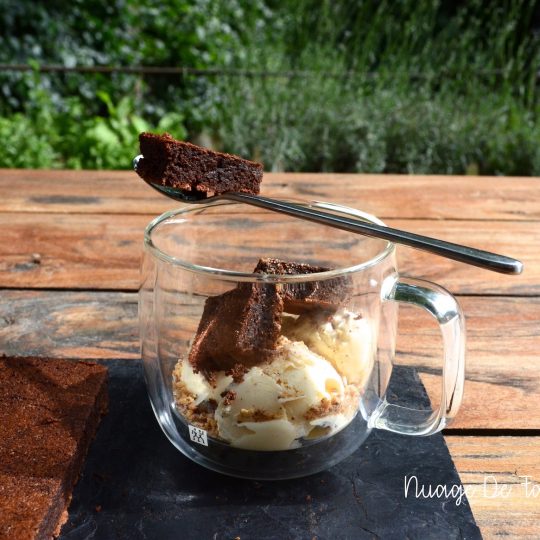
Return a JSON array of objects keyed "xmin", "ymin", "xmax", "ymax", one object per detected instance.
[{"xmin": 0, "ymin": 170, "xmax": 538, "ymax": 538}]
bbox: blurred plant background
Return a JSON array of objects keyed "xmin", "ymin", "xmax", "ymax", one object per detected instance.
[{"xmin": 0, "ymin": 0, "xmax": 539, "ymax": 174}]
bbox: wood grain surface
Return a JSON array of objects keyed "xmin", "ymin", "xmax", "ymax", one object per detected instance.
[
  {"xmin": 1, "ymin": 169, "xmax": 539, "ymax": 538},
  {"xmin": 1, "ymin": 169, "xmax": 539, "ymax": 220},
  {"xmin": 0, "ymin": 212, "xmax": 536, "ymax": 293},
  {"xmin": 447, "ymin": 437, "xmax": 540, "ymax": 539},
  {"xmin": 0, "ymin": 290, "xmax": 537, "ymax": 430}
]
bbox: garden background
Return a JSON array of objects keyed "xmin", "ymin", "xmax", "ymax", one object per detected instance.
[{"xmin": 1, "ymin": 0, "xmax": 539, "ymax": 175}]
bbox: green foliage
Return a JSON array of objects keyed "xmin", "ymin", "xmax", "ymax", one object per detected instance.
[
  {"xmin": 57, "ymin": 93, "xmax": 186, "ymax": 169},
  {"xmin": 0, "ymin": 0, "xmax": 266, "ymax": 119},
  {"xmin": 0, "ymin": 113, "xmax": 58, "ymax": 168},
  {"xmin": 0, "ymin": 0, "xmax": 538, "ymax": 174},
  {"xmin": 0, "ymin": 71, "xmax": 187, "ymax": 169},
  {"xmin": 213, "ymin": 69, "xmax": 540, "ymax": 175},
  {"xmin": 212, "ymin": 0, "xmax": 540, "ymax": 175}
]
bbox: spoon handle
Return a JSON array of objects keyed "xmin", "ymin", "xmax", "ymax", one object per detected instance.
[{"xmin": 226, "ymin": 193, "xmax": 523, "ymax": 275}]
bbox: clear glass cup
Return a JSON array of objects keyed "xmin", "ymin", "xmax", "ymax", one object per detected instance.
[{"xmin": 139, "ymin": 200, "xmax": 465, "ymax": 480}]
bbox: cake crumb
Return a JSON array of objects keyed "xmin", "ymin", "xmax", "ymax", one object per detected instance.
[
  {"xmin": 226, "ymin": 362, "xmax": 249, "ymax": 383},
  {"xmin": 304, "ymin": 397, "xmax": 342, "ymax": 420},
  {"xmin": 237, "ymin": 408, "xmax": 281, "ymax": 423},
  {"xmin": 172, "ymin": 366, "xmax": 219, "ymax": 437},
  {"xmin": 221, "ymin": 390, "xmax": 237, "ymax": 406}
]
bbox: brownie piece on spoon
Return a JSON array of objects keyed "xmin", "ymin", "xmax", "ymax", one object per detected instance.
[{"xmin": 136, "ymin": 132, "xmax": 263, "ymax": 196}]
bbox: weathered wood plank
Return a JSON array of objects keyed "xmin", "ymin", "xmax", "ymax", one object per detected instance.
[
  {"xmin": 0, "ymin": 213, "xmax": 535, "ymax": 293},
  {"xmin": 0, "ymin": 291, "xmax": 538, "ymax": 429},
  {"xmin": 2, "ymin": 168, "xmax": 538, "ymax": 539},
  {"xmin": 396, "ymin": 298, "xmax": 540, "ymax": 429},
  {"xmin": 2, "ymin": 169, "xmax": 539, "ymax": 220},
  {"xmin": 0, "ymin": 290, "xmax": 139, "ymax": 359},
  {"xmin": 0, "ymin": 213, "xmax": 144, "ymax": 289},
  {"xmin": 394, "ymin": 219, "xmax": 536, "ymax": 295},
  {"xmin": 446, "ymin": 436, "xmax": 540, "ymax": 538}
]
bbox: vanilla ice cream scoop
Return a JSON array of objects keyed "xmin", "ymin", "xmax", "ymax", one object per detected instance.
[
  {"xmin": 282, "ymin": 308, "xmax": 374, "ymax": 387},
  {"xmin": 215, "ymin": 338, "xmax": 351, "ymax": 450},
  {"xmin": 175, "ymin": 336, "xmax": 359, "ymax": 451},
  {"xmin": 178, "ymin": 360, "xmax": 232, "ymax": 405}
]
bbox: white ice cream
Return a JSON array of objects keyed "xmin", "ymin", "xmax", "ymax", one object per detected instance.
[
  {"xmin": 215, "ymin": 338, "xmax": 354, "ymax": 450},
  {"xmin": 174, "ymin": 308, "xmax": 373, "ymax": 451},
  {"xmin": 179, "ymin": 360, "xmax": 232, "ymax": 405},
  {"xmin": 282, "ymin": 308, "xmax": 374, "ymax": 387}
]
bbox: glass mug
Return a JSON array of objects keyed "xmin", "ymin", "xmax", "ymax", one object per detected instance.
[{"xmin": 139, "ymin": 201, "xmax": 465, "ymax": 480}]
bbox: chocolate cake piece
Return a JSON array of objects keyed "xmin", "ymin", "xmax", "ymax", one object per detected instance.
[
  {"xmin": 137, "ymin": 132, "xmax": 263, "ymax": 196},
  {"xmin": 189, "ymin": 283, "xmax": 283, "ymax": 376},
  {"xmin": 188, "ymin": 258, "xmax": 352, "ymax": 377},
  {"xmin": 0, "ymin": 357, "xmax": 108, "ymax": 540},
  {"xmin": 253, "ymin": 258, "xmax": 352, "ymax": 314}
]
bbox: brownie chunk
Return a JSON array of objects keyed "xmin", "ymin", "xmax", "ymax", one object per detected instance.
[
  {"xmin": 189, "ymin": 283, "xmax": 283, "ymax": 376},
  {"xmin": 0, "ymin": 357, "xmax": 108, "ymax": 540},
  {"xmin": 188, "ymin": 258, "xmax": 352, "ymax": 378},
  {"xmin": 137, "ymin": 132, "xmax": 263, "ymax": 196},
  {"xmin": 253, "ymin": 258, "xmax": 351, "ymax": 313}
]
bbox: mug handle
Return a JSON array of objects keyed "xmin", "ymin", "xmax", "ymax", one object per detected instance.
[{"xmin": 369, "ymin": 277, "xmax": 466, "ymax": 436}]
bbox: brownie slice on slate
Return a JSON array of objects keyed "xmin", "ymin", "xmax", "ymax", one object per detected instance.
[
  {"xmin": 0, "ymin": 357, "xmax": 108, "ymax": 540},
  {"xmin": 253, "ymin": 258, "xmax": 352, "ymax": 314},
  {"xmin": 189, "ymin": 284, "xmax": 283, "ymax": 376},
  {"xmin": 137, "ymin": 132, "xmax": 263, "ymax": 196}
]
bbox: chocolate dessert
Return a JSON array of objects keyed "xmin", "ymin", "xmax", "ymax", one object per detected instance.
[
  {"xmin": 189, "ymin": 283, "xmax": 283, "ymax": 375},
  {"xmin": 174, "ymin": 257, "xmax": 373, "ymax": 450},
  {"xmin": 0, "ymin": 357, "xmax": 108, "ymax": 540},
  {"xmin": 254, "ymin": 258, "xmax": 352, "ymax": 313},
  {"xmin": 137, "ymin": 132, "xmax": 263, "ymax": 196},
  {"xmin": 188, "ymin": 258, "xmax": 352, "ymax": 378}
]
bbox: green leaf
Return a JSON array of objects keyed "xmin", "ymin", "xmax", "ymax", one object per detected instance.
[
  {"xmin": 96, "ymin": 91, "xmax": 115, "ymax": 116},
  {"xmin": 132, "ymin": 116, "xmax": 151, "ymax": 134}
]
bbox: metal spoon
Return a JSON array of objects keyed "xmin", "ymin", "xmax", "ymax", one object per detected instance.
[{"xmin": 133, "ymin": 155, "xmax": 523, "ymax": 275}]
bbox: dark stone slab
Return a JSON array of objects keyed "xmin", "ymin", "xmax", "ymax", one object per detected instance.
[{"xmin": 59, "ymin": 360, "xmax": 481, "ymax": 540}]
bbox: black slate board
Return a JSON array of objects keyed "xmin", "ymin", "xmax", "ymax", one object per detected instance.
[{"xmin": 59, "ymin": 360, "xmax": 481, "ymax": 540}]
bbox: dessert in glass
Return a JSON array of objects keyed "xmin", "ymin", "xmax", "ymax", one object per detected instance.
[{"xmin": 139, "ymin": 200, "xmax": 465, "ymax": 479}]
